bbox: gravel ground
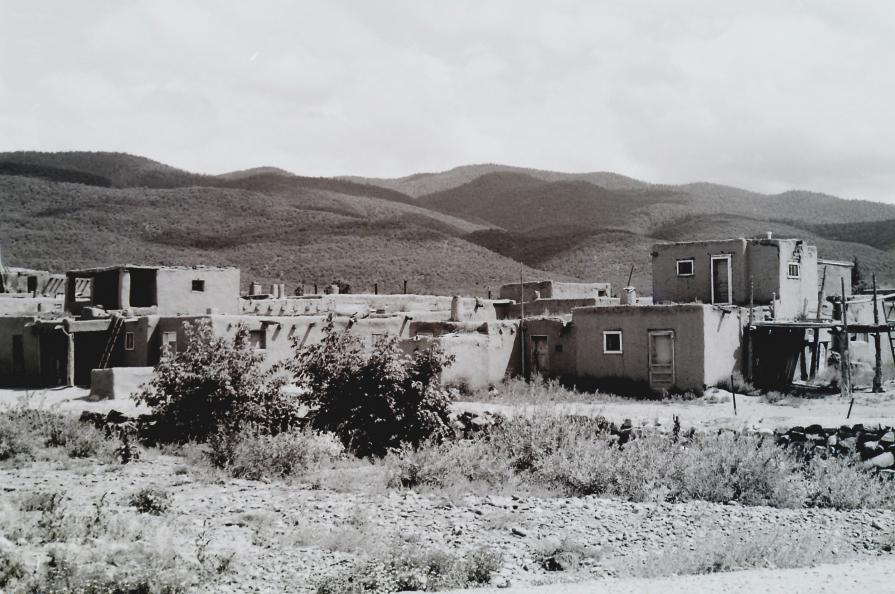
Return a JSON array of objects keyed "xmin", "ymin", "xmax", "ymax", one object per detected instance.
[{"xmin": 2, "ymin": 455, "xmax": 893, "ymax": 592}]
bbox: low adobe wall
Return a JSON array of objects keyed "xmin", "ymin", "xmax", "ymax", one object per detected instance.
[{"xmin": 90, "ymin": 367, "xmax": 155, "ymax": 400}]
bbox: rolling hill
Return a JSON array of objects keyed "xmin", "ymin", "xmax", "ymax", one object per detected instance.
[{"xmin": 2, "ymin": 151, "xmax": 893, "ymax": 294}]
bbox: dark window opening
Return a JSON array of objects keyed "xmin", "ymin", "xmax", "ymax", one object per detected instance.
[
  {"xmin": 603, "ymin": 331, "xmax": 623, "ymax": 354},
  {"xmin": 125, "ymin": 332, "xmax": 135, "ymax": 351},
  {"xmin": 192, "ymin": 279, "xmax": 205, "ymax": 292},
  {"xmin": 249, "ymin": 329, "xmax": 266, "ymax": 350},
  {"xmin": 676, "ymin": 259, "xmax": 695, "ymax": 277},
  {"xmin": 27, "ymin": 276, "xmax": 38, "ymax": 293},
  {"xmin": 130, "ymin": 268, "xmax": 157, "ymax": 307}
]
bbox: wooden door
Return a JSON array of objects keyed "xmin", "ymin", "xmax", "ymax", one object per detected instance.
[
  {"xmin": 649, "ymin": 330, "xmax": 675, "ymax": 388},
  {"xmin": 530, "ymin": 335, "xmax": 549, "ymax": 376},
  {"xmin": 711, "ymin": 255, "xmax": 732, "ymax": 304}
]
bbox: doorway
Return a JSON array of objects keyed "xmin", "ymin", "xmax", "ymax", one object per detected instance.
[
  {"xmin": 648, "ymin": 330, "xmax": 675, "ymax": 388},
  {"xmin": 529, "ymin": 335, "xmax": 549, "ymax": 377},
  {"xmin": 711, "ymin": 255, "xmax": 732, "ymax": 304}
]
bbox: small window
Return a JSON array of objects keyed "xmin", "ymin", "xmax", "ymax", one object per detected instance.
[
  {"xmin": 249, "ymin": 329, "xmax": 267, "ymax": 350},
  {"xmin": 162, "ymin": 331, "xmax": 178, "ymax": 353},
  {"xmin": 191, "ymin": 279, "xmax": 205, "ymax": 292},
  {"xmin": 787, "ymin": 262, "xmax": 800, "ymax": 279},
  {"xmin": 124, "ymin": 332, "xmax": 135, "ymax": 351},
  {"xmin": 676, "ymin": 259, "xmax": 695, "ymax": 277},
  {"xmin": 603, "ymin": 331, "xmax": 623, "ymax": 354}
]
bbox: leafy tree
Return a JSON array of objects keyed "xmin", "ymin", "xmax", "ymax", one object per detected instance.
[
  {"xmin": 135, "ymin": 321, "xmax": 299, "ymax": 442},
  {"xmin": 290, "ymin": 321, "xmax": 455, "ymax": 457},
  {"xmin": 852, "ymin": 257, "xmax": 869, "ymax": 292}
]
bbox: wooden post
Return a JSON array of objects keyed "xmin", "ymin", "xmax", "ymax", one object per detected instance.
[
  {"xmin": 66, "ymin": 329, "xmax": 75, "ymax": 387},
  {"xmin": 873, "ymin": 273, "xmax": 883, "ymax": 392},
  {"xmin": 403, "ymin": 279, "xmax": 407, "ymax": 294},
  {"xmin": 374, "ymin": 282, "xmax": 378, "ymax": 295},
  {"xmin": 488, "ymin": 288, "xmax": 492, "ymax": 300},
  {"xmin": 841, "ymin": 278, "xmax": 852, "ymax": 405},
  {"xmin": 810, "ymin": 266, "xmax": 828, "ymax": 378},
  {"xmin": 313, "ymin": 283, "xmax": 318, "ymax": 294},
  {"xmin": 747, "ymin": 277, "xmax": 754, "ymax": 381},
  {"xmin": 731, "ymin": 375, "xmax": 737, "ymax": 415},
  {"xmin": 519, "ymin": 262, "xmax": 526, "ymax": 380},
  {"xmin": 626, "ymin": 264, "xmax": 635, "ymax": 288}
]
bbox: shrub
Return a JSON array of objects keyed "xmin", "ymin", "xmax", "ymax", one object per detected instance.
[
  {"xmin": 805, "ymin": 455, "xmax": 895, "ymax": 509},
  {"xmin": 0, "ymin": 540, "xmax": 26, "ymax": 589},
  {"xmin": 291, "ymin": 321, "xmax": 455, "ymax": 457},
  {"xmin": 222, "ymin": 427, "xmax": 344, "ymax": 480},
  {"xmin": 0, "ymin": 407, "xmax": 114, "ymax": 462},
  {"xmin": 385, "ymin": 440, "xmax": 513, "ymax": 491},
  {"xmin": 129, "ymin": 487, "xmax": 171, "ymax": 515},
  {"xmin": 135, "ymin": 321, "xmax": 300, "ymax": 443}
]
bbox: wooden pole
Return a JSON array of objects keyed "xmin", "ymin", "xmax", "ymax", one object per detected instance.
[
  {"xmin": 626, "ymin": 264, "xmax": 635, "ymax": 288},
  {"xmin": 841, "ymin": 278, "xmax": 852, "ymax": 409},
  {"xmin": 747, "ymin": 277, "xmax": 754, "ymax": 381},
  {"xmin": 873, "ymin": 273, "xmax": 883, "ymax": 392},
  {"xmin": 730, "ymin": 375, "xmax": 737, "ymax": 415},
  {"xmin": 403, "ymin": 279, "xmax": 407, "ymax": 294},
  {"xmin": 519, "ymin": 262, "xmax": 526, "ymax": 380},
  {"xmin": 374, "ymin": 282, "xmax": 378, "ymax": 295},
  {"xmin": 810, "ymin": 266, "xmax": 828, "ymax": 378}
]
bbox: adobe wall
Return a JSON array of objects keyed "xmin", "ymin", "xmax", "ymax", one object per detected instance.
[
  {"xmin": 819, "ymin": 261, "xmax": 853, "ymax": 311},
  {"xmin": 572, "ymin": 304, "xmax": 708, "ymax": 391},
  {"xmin": 773, "ymin": 240, "xmax": 819, "ymax": 319},
  {"xmin": 652, "ymin": 239, "xmax": 749, "ymax": 304},
  {"xmin": 0, "ymin": 296, "xmax": 64, "ymax": 315},
  {"xmin": 240, "ymin": 294, "xmax": 498, "ymax": 321},
  {"xmin": 0, "ymin": 317, "xmax": 41, "ymax": 386},
  {"xmin": 523, "ymin": 317, "xmax": 576, "ymax": 379},
  {"xmin": 90, "ymin": 367, "xmax": 155, "ymax": 400},
  {"xmin": 155, "ymin": 268, "xmax": 240, "ymax": 316},
  {"xmin": 498, "ymin": 298, "xmax": 614, "ymax": 320},
  {"xmin": 498, "ymin": 281, "xmax": 611, "ymax": 302},
  {"xmin": 402, "ymin": 320, "xmax": 520, "ymax": 390},
  {"xmin": 701, "ymin": 307, "xmax": 746, "ymax": 387}
]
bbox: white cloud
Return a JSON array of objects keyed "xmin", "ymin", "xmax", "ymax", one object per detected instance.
[{"xmin": 1, "ymin": 0, "xmax": 894, "ymax": 202}]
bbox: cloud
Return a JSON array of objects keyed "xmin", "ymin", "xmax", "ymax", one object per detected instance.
[{"xmin": 1, "ymin": 0, "xmax": 894, "ymax": 203}]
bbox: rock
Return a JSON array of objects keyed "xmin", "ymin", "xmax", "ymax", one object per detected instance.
[
  {"xmin": 863, "ymin": 451, "xmax": 895, "ymax": 469},
  {"xmin": 492, "ymin": 576, "xmax": 510, "ymax": 588},
  {"xmin": 510, "ymin": 525, "xmax": 528, "ymax": 537},
  {"xmin": 880, "ymin": 431, "xmax": 895, "ymax": 444}
]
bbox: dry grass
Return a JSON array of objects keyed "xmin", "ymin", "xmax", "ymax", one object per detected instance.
[{"xmin": 616, "ymin": 527, "xmax": 846, "ymax": 577}]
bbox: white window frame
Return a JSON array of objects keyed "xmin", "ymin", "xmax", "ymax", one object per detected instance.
[
  {"xmin": 124, "ymin": 332, "xmax": 135, "ymax": 351},
  {"xmin": 787, "ymin": 262, "xmax": 800, "ymax": 279},
  {"xmin": 603, "ymin": 330, "xmax": 623, "ymax": 354},
  {"xmin": 161, "ymin": 331, "xmax": 178, "ymax": 353},
  {"xmin": 676, "ymin": 258, "xmax": 695, "ymax": 277}
]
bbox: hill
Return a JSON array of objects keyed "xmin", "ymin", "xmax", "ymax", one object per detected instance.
[
  {"xmin": 342, "ymin": 163, "xmax": 648, "ymax": 197},
  {"xmin": 0, "ymin": 173, "xmax": 554, "ymax": 297}
]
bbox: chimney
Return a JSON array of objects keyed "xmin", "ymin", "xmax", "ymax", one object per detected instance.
[{"xmin": 766, "ymin": 232, "xmax": 773, "ymax": 239}]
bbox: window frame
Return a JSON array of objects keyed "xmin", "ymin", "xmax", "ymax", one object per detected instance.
[
  {"xmin": 249, "ymin": 329, "xmax": 267, "ymax": 350},
  {"xmin": 124, "ymin": 332, "xmax": 135, "ymax": 351},
  {"xmin": 161, "ymin": 331, "xmax": 178, "ymax": 353},
  {"xmin": 787, "ymin": 262, "xmax": 801, "ymax": 279},
  {"xmin": 676, "ymin": 258, "xmax": 695, "ymax": 277},
  {"xmin": 191, "ymin": 279, "xmax": 206, "ymax": 292},
  {"xmin": 603, "ymin": 330, "xmax": 623, "ymax": 354}
]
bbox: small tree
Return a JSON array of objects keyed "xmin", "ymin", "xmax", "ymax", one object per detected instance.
[
  {"xmin": 135, "ymin": 321, "xmax": 299, "ymax": 442},
  {"xmin": 291, "ymin": 321, "xmax": 455, "ymax": 457}
]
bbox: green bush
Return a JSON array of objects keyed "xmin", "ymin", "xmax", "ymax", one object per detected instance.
[
  {"xmin": 291, "ymin": 321, "xmax": 455, "ymax": 458},
  {"xmin": 136, "ymin": 321, "xmax": 301, "ymax": 443},
  {"xmin": 0, "ymin": 407, "xmax": 114, "ymax": 462}
]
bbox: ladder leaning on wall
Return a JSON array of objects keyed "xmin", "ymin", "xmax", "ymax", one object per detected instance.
[{"xmin": 97, "ymin": 315, "xmax": 125, "ymax": 369}]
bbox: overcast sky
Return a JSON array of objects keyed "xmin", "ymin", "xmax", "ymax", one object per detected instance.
[{"xmin": 2, "ymin": 1, "xmax": 894, "ymax": 202}]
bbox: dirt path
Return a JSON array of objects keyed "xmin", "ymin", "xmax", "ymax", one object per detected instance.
[
  {"xmin": 457, "ymin": 386, "xmax": 895, "ymax": 432},
  {"xmin": 447, "ymin": 556, "xmax": 895, "ymax": 593}
]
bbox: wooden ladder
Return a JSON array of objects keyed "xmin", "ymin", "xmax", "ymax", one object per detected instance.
[
  {"xmin": 98, "ymin": 316, "xmax": 125, "ymax": 369},
  {"xmin": 884, "ymin": 299, "xmax": 895, "ymax": 368}
]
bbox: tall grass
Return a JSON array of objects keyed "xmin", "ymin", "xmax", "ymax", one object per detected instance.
[{"xmin": 386, "ymin": 416, "xmax": 895, "ymax": 509}]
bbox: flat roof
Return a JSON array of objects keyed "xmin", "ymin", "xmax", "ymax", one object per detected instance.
[{"xmin": 67, "ymin": 264, "xmax": 239, "ymax": 275}]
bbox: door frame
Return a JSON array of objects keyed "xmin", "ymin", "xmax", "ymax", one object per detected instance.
[
  {"xmin": 529, "ymin": 334, "xmax": 550, "ymax": 376},
  {"xmin": 648, "ymin": 330, "xmax": 675, "ymax": 388},
  {"xmin": 710, "ymin": 254, "xmax": 732, "ymax": 304}
]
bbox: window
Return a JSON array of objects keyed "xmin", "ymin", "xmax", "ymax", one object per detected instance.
[
  {"xmin": 676, "ymin": 259, "xmax": 694, "ymax": 277},
  {"xmin": 162, "ymin": 331, "xmax": 178, "ymax": 353},
  {"xmin": 249, "ymin": 329, "xmax": 267, "ymax": 350},
  {"xmin": 787, "ymin": 262, "xmax": 800, "ymax": 279},
  {"xmin": 124, "ymin": 332, "xmax": 135, "ymax": 351},
  {"xmin": 191, "ymin": 279, "xmax": 205, "ymax": 292},
  {"xmin": 603, "ymin": 331, "xmax": 623, "ymax": 354}
]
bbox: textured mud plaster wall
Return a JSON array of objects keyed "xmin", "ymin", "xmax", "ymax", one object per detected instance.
[
  {"xmin": 155, "ymin": 268, "xmax": 240, "ymax": 316},
  {"xmin": 773, "ymin": 240, "xmax": 818, "ymax": 319},
  {"xmin": 499, "ymin": 298, "xmax": 609, "ymax": 320},
  {"xmin": 90, "ymin": 366, "xmax": 155, "ymax": 399},
  {"xmin": 243, "ymin": 295, "xmax": 499, "ymax": 322},
  {"xmin": 404, "ymin": 321, "xmax": 520, "ymax": 390},
  {"xmin": 0, "ymin": 317, "xmax": 40, "ymax": 385},
  {"xmin": 701, "ymin": 307, "xmax": 746, "ymax": 387},
  {"xmin": 523, "ymin": 318, "xmax": 576, "ymax": 379},
  {"xmin": 0, "ymin": 296, "xmax": 63, "ymax": 315},
  {"xmin": 652, "ymin": 239, "xmax": 749, "ymax": 304},
  {"xmin": 818, "ymin": 261, "xmax": 853, "ymax": 310},
  {"xmin": 572, "ymin": 305, "xmax": 708, "ymax": 391},
  {"xmin": 499, "ymin": 281, "xmax": 611, "ymax": 302}
]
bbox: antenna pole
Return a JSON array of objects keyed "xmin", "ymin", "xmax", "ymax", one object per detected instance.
[{"xmin": 519, "ymin": 261, "xmax": 526, "ymax": 380}]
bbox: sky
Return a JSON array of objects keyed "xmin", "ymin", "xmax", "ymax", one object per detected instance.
[{"xmin": 1, "ymin": 1, "xmax": 894, "ymax": 203}]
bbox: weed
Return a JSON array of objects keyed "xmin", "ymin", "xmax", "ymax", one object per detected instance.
[
  {"xmin": 533, "ymin": 536, "xmax": 601, "ymax": 572},
  {"xmin": 129, "ymin": 487, "xmax": 171, "ymax": 515}
]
